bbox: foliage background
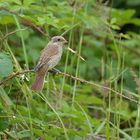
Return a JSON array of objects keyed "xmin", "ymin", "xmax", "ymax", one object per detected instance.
[{"xmin": 0, "ymin": 0, "xmax": 140, "ymax": 139}]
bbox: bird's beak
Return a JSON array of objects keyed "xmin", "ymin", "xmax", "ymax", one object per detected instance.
[{"xmin": 64, "ymin": 39, "xmax": 67, "ymax": 44}]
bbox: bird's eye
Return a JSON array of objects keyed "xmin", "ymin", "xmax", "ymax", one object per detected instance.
[{"xmin": 57, "ymin": 38, "xmax": 61, "ymax": 41}]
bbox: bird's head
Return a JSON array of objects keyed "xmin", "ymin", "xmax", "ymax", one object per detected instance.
[{"xmin": 51, "ymin": 36, "xmax": 67, "ymax": 46}]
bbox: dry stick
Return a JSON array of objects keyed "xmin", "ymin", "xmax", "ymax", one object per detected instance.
[
  {"xmin": 0, "ymin": 69, "xmax": 139, "ymax": 105},
  {"xmin": 0, "ymin": 7, "xmax": 48, "ymax": 37},
  {"xmin": 0, "ymin": 70, "xmax": 34, "ymax": 85},
  {"xmin": 58, "ymin": 72, "xmax": 139, "ymax": 105},
  {"xmin": 1, "ymin": 28, "xmax": 28, "ymax": 41},
  {"xmin": 0, "ymin": 9, "xmax": 138, "ymax": 106}
]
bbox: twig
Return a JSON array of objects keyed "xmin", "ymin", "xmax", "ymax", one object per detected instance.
[
  {"xmin": 67, "ymin": 47, "xmax": 85, "ymax": 62},
  {"xmin": 21, "ymin": 17, "xmax": 49, "ymax": 37},
  {"xmin": 0, "ymin": 69, "xmax": 139, "ymax": 105},
  {"xmin": 1, "ymin": 28, "xmax": 28, "ymax": 41},
  {"xmin": 3, "ymin": 130, "xmax": 17, "ymax": 140},
  {"xmin": 57, "ymin": 72, "xmax": 139, "ymax": 105},
  {"xmin": 0, "ymin": 7, "xmax": 48, "ymax": 36},
  {"xmin": 0, "ymin": 70, "xmax": 34, "ymax": 85}
]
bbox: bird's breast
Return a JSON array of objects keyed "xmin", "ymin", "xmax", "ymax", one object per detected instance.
[{"xmin": 48, "ymin": 45, "xmax": 63, "ymax": 69}]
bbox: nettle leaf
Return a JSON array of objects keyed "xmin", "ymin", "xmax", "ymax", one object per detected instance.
[
  {"xmin": 112, "ymin": 9, "xmax": 135, "ymax": 26},
  {"xmin": 0, "ymin": 53, "xmax": 13, "ymax": 78},
  {"xmin": 0, "ymin": 10, "xmax": 15, "ymax": 25},
  {"xmin": 6, "ymin": 0, "xmax": 21, "ymax": 5}
]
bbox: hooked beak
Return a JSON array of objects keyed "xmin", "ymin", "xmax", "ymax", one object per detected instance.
[{"xmin": 63, "ymin": 39, "xmax": 67, "ymax": 44}]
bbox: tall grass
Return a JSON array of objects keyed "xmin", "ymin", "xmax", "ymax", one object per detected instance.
[{"xmin": 0, "ymin": 1, "xmax": 140, "ymax": 139}]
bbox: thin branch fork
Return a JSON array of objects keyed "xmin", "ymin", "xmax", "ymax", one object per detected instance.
[
  {"xmin": 0, "ymin": 7, "xmax": 48, "ymax": 36},
  {"xmin": 0, "ymin": 70, "xmax": 34, "ymax": 85},
  {"xmin": 0, "ymin": 69, "xmax": 139, "ymax": 105},
  {"xmin": 1, "ymin": 28, "xmax": 28, "ymax": 41}
]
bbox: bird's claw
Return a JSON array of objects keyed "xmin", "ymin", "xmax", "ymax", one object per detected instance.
[{"xmin": 49, "ymin": 68, "xmax": 60, "ymax": 75}]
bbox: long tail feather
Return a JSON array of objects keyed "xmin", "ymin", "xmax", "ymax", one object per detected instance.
[{"xmin": 31, "ymin": 72, "xmax": 46, "ymax": 92}]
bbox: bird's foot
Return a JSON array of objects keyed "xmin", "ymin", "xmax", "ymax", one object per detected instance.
[{"xmin": 48, "ymin": 68, "xmax": 60, "ymax": 75}]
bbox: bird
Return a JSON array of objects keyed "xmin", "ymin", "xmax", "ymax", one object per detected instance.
[{"xmin": 31, "ymin": 36, "xmax": 67, "ymax": 91}]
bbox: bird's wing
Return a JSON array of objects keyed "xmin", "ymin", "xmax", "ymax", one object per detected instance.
[{"xmin": 34, "ymin": 44, "xmax": 59, "ymax": 72}]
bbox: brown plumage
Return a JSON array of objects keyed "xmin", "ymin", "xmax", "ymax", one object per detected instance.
[{"xmin": 31, "ymin": 36, "xmax": 67, "ymax": 91}]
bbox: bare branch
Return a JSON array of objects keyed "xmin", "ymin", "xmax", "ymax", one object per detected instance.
[
  {"xmin": 1, "ymin": 28, "xmax": 28, "ymax": 41},
  {"xmin": 58, "ymin": 71, "xmax": 139, "ymax": 105},
  {"xmin": 0, "ymin": 70, "xmax": 34, "ymax": 85},
  {"xmin": 0, "ymin": 7, "xmax": 49, "ymax": 37},
  {"xmin": 0, "ymin": 69, "xmax": 139, "ymax": 105}
]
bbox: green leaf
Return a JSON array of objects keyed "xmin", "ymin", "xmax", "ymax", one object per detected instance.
[
  {"xmin": 23, "ymin": 0, "xmax": 36, "ymax": 6},
  {"xmin": 127, "ymin": 0, "xmax": 140, "ymax": 6},
  {"xmin": 0, "ymin": 108, "xmax": 9, "ymax": 131},
  {"xmin": 112, "ymin": 9, "xmax": 135, "ymax": 26},
  {"xmin": 17, "ymin": 130, "xmax": 31, "ymax": 139},
  {"xmin": 130, "ymin": 18, "xmax": 140, "ymax": 26},
  {"xmin": 6, "ymin": 0, "xmax": 21, "ymax": 5},
  {"xmin": 110, "ymin": 18, "xmax": 117, "ymax": 25},
  {"xmin": 0, "ymin": 10, "xmax": 15, "ymax": 25},
  {"xmin": 111, "ymin": 24, "xmax": 120, "ymax": 30},
  {"xmin": 0, "ymin": 87, "xmax": 13, "ymax": 106},
  {"xmin": 0, "ymin": 53, "xmax": 13, "ymax": 78},
  {"xmin": 76, "ymin": 95, "xmax": 103, "ymax": 105}
]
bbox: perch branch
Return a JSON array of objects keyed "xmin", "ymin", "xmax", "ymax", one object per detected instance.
[
  {"xmin": 0, "ymin": 69, "xmax": 139, "ymax": 105},
  {"xmin": 0, "ymin": 70, "xmax": 34, "ymax": 85}
]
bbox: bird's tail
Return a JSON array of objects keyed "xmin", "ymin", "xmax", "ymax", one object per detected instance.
[{"xmin": 31, "ymin": 72, "xmax": 46, "ymax": 92}]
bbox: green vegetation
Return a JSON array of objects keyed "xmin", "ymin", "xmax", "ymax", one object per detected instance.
[{"xmin": 0, "ymin": 0, "xmax": 140, "ymax": 139}]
